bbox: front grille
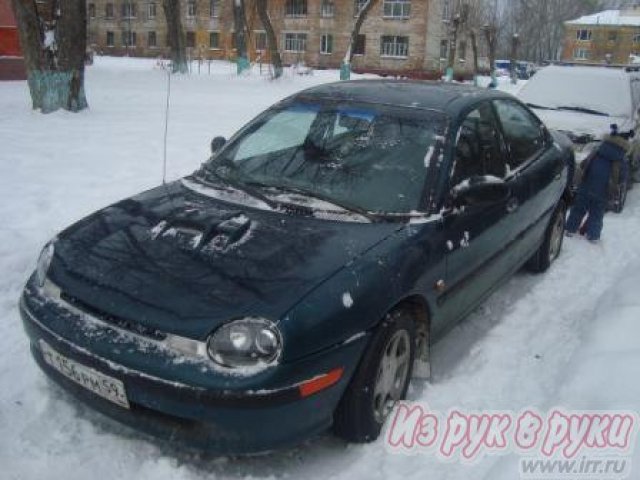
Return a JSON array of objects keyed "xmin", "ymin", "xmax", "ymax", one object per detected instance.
[{"xmin": 59, "ymin": 291, "xmax": 168, "ymax": 341}]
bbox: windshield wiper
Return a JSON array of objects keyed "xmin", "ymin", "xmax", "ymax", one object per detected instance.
[
  {"xmin": 556, "ymin": 106, "xmax": 609, "ymax": 117},
  {"xmin": 248, "ymin": 182, "xmax": 379, "ymax": 222},
  {"xmin": 197, "ymin": 167, "xmax": 279, "ymax": 210},
  {"xmin": 526, "ymin": 102, "xmax": 556, "ymax": 111}
]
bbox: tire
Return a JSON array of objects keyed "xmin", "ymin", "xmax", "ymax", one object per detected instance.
[
  {"xmin": 333, "ymin": 310, "xmax": 416, "ymax": 443},
  {"xmin": 527, "ymin": 200, "xmax": 566, "ymax": 273}
]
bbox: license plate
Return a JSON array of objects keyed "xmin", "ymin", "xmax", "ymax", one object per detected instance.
[{"xmin": 39, "ymin": 340, "xmax": 130, "ymax": 409}]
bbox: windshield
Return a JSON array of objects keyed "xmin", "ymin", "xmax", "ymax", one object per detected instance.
[
  {"xmin": 203, "ymin": 101, "xmax": 447, "ymax": 214},
  {"xmin": 519, "ymin": 66, "xmax": 632, "ymax": 118}
]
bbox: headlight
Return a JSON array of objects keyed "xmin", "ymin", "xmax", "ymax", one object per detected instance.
[
  {"xmin": 207, "ymin": 318, "xmax": 282, "ymax": 370},
  {"xmin": 35, "ymin": 242, "xmax": 55, "ymax": 288}
]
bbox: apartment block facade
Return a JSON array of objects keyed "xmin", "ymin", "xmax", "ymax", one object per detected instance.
[
  {"xmin": 87, "ymin": 0, "xmax": 473, "ymax": 74},
  {"xmin": 562, "ymin": 7, "xmax": 640, "ymax": 64}
]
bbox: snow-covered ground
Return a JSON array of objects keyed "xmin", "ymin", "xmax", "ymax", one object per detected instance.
[{"xmin": 1, "ymin": 57, "xmax": 638, "ymax": 480}]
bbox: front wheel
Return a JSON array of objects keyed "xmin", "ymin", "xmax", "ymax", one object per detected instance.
[
  {"xmin": 527, "ymin": 200, "xmax": 566, "ymax": 273},
  {"xmin": 333, "ymin": 310, "xmax": 416, "ymax": 443}
]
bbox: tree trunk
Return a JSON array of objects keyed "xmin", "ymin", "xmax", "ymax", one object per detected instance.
[
  {"xmin": 509, "ymin": 33, "xmax": 520, "ymax": 85},
  {"xmin": 470, "ymin": 29, "xmax": 480, "ymax": 85},
  {"xmin": 11, "ymin": 0, "xmax": 88, "ymax": 113},
  {"xmin": 162, "ymin": 0, "xmax": 188, "ymax": 74},
  {"xmin": 342, "ymin": 0, "xmax": 379, "ymax": 80},
  {"xmin": 256, "ymin": 0, "xmax": 282, "ymax": 79},
  {"xmin": 234, "ymin": 0, "xmax": 250, "ymax": 74},
  {"xmin": 484, "ymin": 25, "xmax": 498, "ymax": 87}
]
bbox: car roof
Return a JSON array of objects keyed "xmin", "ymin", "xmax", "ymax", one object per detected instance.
[{"xmin": 292, "ymin": 80, "xmax": 513, "ymax": 116}]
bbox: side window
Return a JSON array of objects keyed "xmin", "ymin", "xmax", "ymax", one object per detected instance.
[
  {"xmin": 452, "ymin": 103, "xmax": 506, "ymax": 186},
  {"xmin": 493, "ymin": 100, "xmax": 545, "ymax": 169}
]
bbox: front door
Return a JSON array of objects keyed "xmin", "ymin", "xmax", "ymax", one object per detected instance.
[{"xmin": 433, "ymin": 101, "xmax": 526, "ymax": 337}]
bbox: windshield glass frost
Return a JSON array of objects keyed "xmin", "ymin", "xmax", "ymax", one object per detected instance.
[{"xmin": 206, "ymin": 102, "xmax": 446, "ymax": 214}]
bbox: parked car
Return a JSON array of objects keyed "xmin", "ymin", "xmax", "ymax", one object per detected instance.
[
  {"xmin": 518, "ymin": 64, "xmax": 640, "ymax": 212},
  {"xmin": 20, "ymin": 81, "xmax": 572, "ymax": 454}
]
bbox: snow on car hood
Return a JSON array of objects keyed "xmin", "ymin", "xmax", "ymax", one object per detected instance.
[{"xmin": 46, "ymin": 180, "xmax": 400, "ymax": 340}]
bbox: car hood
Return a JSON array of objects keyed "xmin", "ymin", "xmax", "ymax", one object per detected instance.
[
  {"xmin": 47, "ymin": 179, "xmax": 401, "ymax": 340},
  {"xmin": 533, "ymin": 108, "xmax": 632, "ymax": 139}
]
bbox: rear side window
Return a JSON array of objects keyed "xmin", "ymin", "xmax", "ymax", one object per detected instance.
[{"xmin": 493, "ymin": 100, "xmax": 545, "ymax": 169}]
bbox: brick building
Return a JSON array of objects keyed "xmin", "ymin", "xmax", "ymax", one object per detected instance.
[
  {"xmin": 87, "ymin": 0, "xmax": 475, "ymax": 75},
  {"xmin": 0, "ymin": 0, "xmax": 26, "ymax": 80},
  {"xmin": 562, "ymin": 6, "xmax": 640, "ymax": 65}
]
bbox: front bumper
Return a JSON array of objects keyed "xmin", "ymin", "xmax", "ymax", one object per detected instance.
[{"xmin": 20, "ymin": 285, "xmax": 368, "ymax": 454}]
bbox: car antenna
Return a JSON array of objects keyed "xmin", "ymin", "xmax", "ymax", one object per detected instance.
[{"xmin": 162, "ymin": 67, "xmax": 172, "ymax": 185}]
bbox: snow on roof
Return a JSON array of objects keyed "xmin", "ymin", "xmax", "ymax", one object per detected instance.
[{"xmin": 566, "ymin": 9, "xmax": 640, "ymax": 27}]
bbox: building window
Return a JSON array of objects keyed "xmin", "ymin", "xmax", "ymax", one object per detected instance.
[
  {"xmin": 122, "ymin": 30, "xmax": 137, "ymax": 47},
  {"xmin": 285, "ymin": 0, "xmax": 307, "ymax": 17},
  {"xmin": 381, "ymin": 35, "xmax": 409, "ymax": 57},
  {"xmin": 440, "ymin": 39, "xmax": 448, "ymax": 59},
  {"xmin": 147, "ymin": 2, "xmax": 156, "ymax": 19},
  {"xmin": 442, "ymin": 0, "xmax": 450, "ymax": 21},
  {"xmin": 105, "ymin": 3, "xmax": 114, "ymax": 19},
  {"xmin": 354, "ymin": 0, "xmax": 368, "ymax": 16},
  {"xmin": 186, "ymin": 31, "xmax": 196, "ymax": 48},
  {"xmin": 284, "ymin": 32, "xmax": 307, "ymax": 52},
  {"xmin": 209, "ymin": 31, "xmax": 220, "ymax": 49},
  {"xmin": 186, "ymin": 0, "xmax": 196, "ymax": 18},
  {"xmin": 353, "ymin": 34, "xmax": 366, "ymax": 55},
  {"xmin": 106, "ymin": 31, "xmax": 115, "ymax": 47},
  {"xmin": 88, "ymin": 3, "xmax": 96, "ymax": 19},
  {"xmin": 122, "ymin": 2, "xmax": 137, "ymax": 19},
  {"xmin": 634, "ymin": 33, "xmax": 640, "ymax": 44},
  {"xmin": 608, "ymin": 31, "xmax": 618, "ymax": 42},
  {"xmin": 383, "ymin": 0, "xmax": 410, "ymax": 18},
  {"xmin": 321, "ymin": 34, "xmax": 333, "ymax": 54},
  {"xmin": 148, "ymin": 31, "xmax": 157, "ymax": 47},
  {"xmin": 573, "ymin": 48, "xmax": 589, "ymax": 60},
  {"xmin": 458, "ymin": 40, "xmax": 467, "ymax": 60},
  {"xmin": 255, "ymin": 31, "xmax": 267, "ymax": 51},
  {"xmin": 321, "ymin": 0, "xmax": 335, "ymax": 17},
  {"xmin": 576, "ymin": 29, "xmax": 592, "ymax": 41},
  {"xmin": 210, "ymin": 0, "xmax": 220, "ymax": 17}
]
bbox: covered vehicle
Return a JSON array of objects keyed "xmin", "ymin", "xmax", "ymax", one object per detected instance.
[
  {"xmin": 20, "ymin": 81, "xmax": 571, "ymax": 453},
  {"xmin": 518, "ymin": 64, "xmax": 640, "ymax": 212}
]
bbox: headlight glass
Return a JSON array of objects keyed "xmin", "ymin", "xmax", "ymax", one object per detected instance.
[
  {"xmin": 207, "ymin": 318, "xmax": 282, "ymax": 369},
  {"xmin": 35, "ymin": 242, "xmax": 55, "ymax": 288}
]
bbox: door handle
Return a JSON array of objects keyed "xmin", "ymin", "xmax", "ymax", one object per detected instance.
[{"xmin": 506, "ymin": 197, "xmax": 519, "ymax": 213}]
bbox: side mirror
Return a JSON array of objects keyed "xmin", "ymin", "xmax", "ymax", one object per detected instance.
[
  {"xmin": 452, "ymin": 176, "xmax": 509, "ymax": 207},
  {"xmin": 210, "ymin": 136, "xmax": 227, "ymax": 155}
]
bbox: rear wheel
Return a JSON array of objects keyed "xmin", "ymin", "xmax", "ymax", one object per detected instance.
[
  {"xmin": 333, "ymin": 310, "xmax": 416, "ymax": 443},
  {"xmin": 527, "ymin": 200, "xmax": 566, "ymax": 273}
]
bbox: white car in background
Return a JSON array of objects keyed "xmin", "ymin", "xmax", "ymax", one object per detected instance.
[{"xmin": 518, "ymin": 64, "xmax": 640, "ymax": 211}]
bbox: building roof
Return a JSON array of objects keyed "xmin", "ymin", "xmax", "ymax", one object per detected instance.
[{"xmin": 565, "ymin": 9, "xmax": 640, "ymax": 27}]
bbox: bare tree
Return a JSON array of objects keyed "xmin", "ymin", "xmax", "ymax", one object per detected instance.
[
  {"xmin": 445, "ymin": 1, "xmax": 470, "ymax": 81},
  {"xmin": 162, "ymin": 0, "xmax": 187, "ymax": 73},
  {"xmin": 234, "ymin": 0, "xmax": 250, "ymax": 74},
  {"xmin": 255, "ymin": 0, "xmax": 283, "ymax": 79},
  {"xmin": 341, "ymin": 0, "xmax": 380, "ymax": 80},
  {"xmin": 11, "ymin": 0, "xmax": 88, "ymax": 113}
]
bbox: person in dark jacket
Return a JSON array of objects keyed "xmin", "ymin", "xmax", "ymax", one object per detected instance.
[{"xmin": 566, "ymin": 124, "xmax": 630, "ymax": 243}]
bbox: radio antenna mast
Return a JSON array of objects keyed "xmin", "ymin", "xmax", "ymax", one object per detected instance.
[{"xmin": 162, "ymin": 68, "xmax": 172, "ymax": 185}]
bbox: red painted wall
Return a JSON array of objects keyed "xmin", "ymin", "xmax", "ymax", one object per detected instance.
[{"xmin": 0, "ymin": 0, "xmax": 26, "ymax": 79}]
